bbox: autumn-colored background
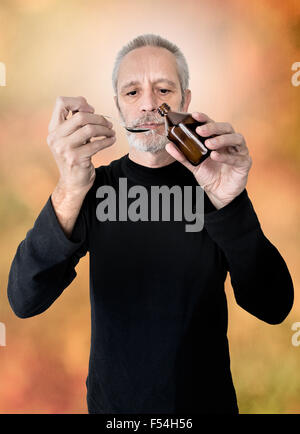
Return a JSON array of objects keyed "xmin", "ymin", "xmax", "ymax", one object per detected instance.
[{"xmin": 0, "ymin": 0, "xmax": 299, "ymax": 414}]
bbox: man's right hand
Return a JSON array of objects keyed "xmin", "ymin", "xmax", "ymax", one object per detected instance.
[{"xmin": 47, "ymin": 96, "xmax": 116, "ymax": 195}]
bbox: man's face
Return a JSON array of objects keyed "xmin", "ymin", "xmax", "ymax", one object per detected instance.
[{"xmin": 114, "ymin": 46, "xmax": 191, "ymax": 153}]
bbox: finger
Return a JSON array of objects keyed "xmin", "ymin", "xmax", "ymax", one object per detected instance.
[
  {"xmin": 191, "ymin": 112, "xmax": 214, "ymax": 123},
  {"xmin": 210, "ymin": 150, "xmax": 251, "ymax": 167},
  {"xmin": 66, "ymin": 123, "xmax": 116, "ymax": 148},
  {"xmin": 204, "ymin": 133, "xmax": 248, "ymax": 154},
  {"xmin": 76, "ymin": 136, "xmax": 117, "ymax": 159},
  {"xmin": 165, "ymin": 142, "xmax": 197, "ymax": 173},
  {"xmin": 48, "ymin": 96, "xmax": 94, "ymax": 133},
  {"xmin": 196, "ymin": 121, "xmax": 235, "ymax": 137},
  {"xmin": 54, "ymin": 112, "xmax": 113, "ymax": 138}
]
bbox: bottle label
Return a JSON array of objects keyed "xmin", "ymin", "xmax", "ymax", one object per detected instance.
[{"xmin": 175, "ymin": 123, "xmax": 208, "ymax": 154}]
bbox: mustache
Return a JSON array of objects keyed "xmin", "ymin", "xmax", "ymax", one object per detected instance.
[{"xmin": 133, "ymin": 114, "xmax": 163, "ymax": 127}]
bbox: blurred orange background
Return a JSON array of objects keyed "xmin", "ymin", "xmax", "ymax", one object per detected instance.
[{"xmin": 0, "ymin": 0, "xmax": 299, "ymax": 414}]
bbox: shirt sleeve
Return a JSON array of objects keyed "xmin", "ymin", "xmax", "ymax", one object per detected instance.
[
  {"xmin": 7, "ymin": 192, "xmax": 90, "ymax": 319},
  {"xmin": 203, "ymin": 189, "xmax": 294, "ymax": 324}
]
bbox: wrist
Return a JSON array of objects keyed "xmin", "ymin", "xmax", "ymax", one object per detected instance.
[
  {"xmin": 54, "ymin": 180, "xmax": 92, "ymax": 202},
  {"xmin": 205, "ymin": 192, "xmax": 226, "ymax": 210},
  {"xmin": 205, "ymin": 189, "xmax": 246, "ymax": 211},
  {"xmin": 51, "ymin": 183, "xmax": 89, "ymax": 239},
  {"xmin": 51, "ymin": 184, "xmax": 87, "ymax": 217}
]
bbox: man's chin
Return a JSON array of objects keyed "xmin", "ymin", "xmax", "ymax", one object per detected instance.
[
  {"xmin": 129, "ymin": 143, "xmax": 167, "ymax": 154},
  {"xmin": 126, "ymin": 134, "xmax": 169, "ymax": 154}
]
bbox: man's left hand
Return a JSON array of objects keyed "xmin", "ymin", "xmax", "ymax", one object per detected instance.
[{"xmin": 165, "ymin": 111, "xmax": 252, "ymax": 210}]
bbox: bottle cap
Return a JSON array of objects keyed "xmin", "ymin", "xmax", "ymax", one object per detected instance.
[{"xmin": 158, "ymin": 103, "xmax": 170, "ymax": 117}]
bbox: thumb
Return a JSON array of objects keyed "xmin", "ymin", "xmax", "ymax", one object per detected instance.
[
  {"xmin": 165, "ymin": 142, "xmax": 213, "ymax": 189},
  {"xmin": 165, "ymin": 142, "xmax": 197, "ymax": 173}
]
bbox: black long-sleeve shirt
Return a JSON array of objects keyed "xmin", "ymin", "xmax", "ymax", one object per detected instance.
[{"xmin": 7, "ymin": 153, "xmax": 294, "ymax": 414}]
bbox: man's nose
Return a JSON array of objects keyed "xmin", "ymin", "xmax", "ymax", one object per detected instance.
[{"xmin": 139, "ymin": 89, "xmax": 158, "ymax": 113}]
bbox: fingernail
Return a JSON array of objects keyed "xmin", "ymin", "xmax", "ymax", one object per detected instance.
[
  {"xmin": 197, "ymin": 126, "xmax": 207, "ymax": 134},
  {"xmin": 206, "ymin": 138, "xmax": 217, "ymax": 146}
]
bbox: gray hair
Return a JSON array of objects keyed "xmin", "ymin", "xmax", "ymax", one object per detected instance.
[{"xmin": 112, "ymin": 34, "xmax": 190, "ymax": 107}]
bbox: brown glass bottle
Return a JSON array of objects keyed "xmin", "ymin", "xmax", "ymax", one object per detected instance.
[{"xmin": 158, "ymin": 103, "xmax": 216, "ymax": 166}]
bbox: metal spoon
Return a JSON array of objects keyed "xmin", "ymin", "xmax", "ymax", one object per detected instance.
[{"xmin": 124, "ymin": 127, "xmax": 151, "ymax": 133}]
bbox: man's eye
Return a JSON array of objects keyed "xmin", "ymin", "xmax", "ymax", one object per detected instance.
[
  {"xmin": 159, "ymin": 89, "xmax": 170, "ymax": 94},
  {"xmin": 127, "ymin": 91, "xmax": 137, "ymax": 96}
]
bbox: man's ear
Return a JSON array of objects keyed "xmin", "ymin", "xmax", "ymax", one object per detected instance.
[
  {"xmin": 114, "ymin": 95, "xmax": 120, "ymax": 112},
  {"xmin": 182, "ymin": 89, "xmax": 191, "ymax": 112}
]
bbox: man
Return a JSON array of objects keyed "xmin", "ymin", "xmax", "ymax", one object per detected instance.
[{"xmin": 7, "ymin": 34, "xmax": 294, "ymax": 414}]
